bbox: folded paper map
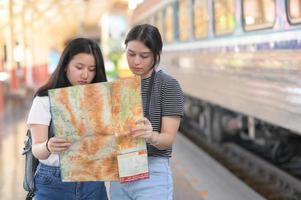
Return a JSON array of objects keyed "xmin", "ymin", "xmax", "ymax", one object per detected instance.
[{"xmin": 48, "ymin": 76, "xmax": 149, "ymax": 182}]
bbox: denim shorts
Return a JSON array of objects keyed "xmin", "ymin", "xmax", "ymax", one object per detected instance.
[
  {"xmin": 34, "ymin": 163, "xmax": 108, "ymax": 200},
  {"xmin": 110, "ymin": 156, "xmax": 173, "ymax": 200}
]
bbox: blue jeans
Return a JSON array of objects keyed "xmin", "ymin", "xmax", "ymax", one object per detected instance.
[
  {"xmin": 110, "ymin": 157, "xmax": 173, "ymax": 200},
  {"xmin": 34, "ymin": 163, "xmax": 108, "ymax": 200}
]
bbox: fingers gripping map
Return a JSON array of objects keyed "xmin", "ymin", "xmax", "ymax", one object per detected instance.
[{"xmin": 48, "ymin": 76, "xmax": 149, "ymax": 182}]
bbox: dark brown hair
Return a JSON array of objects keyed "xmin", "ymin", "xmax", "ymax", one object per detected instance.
[
  {"xmin": 36, "ymin": 38, "xmax": 107, "ymax": 96},
  {"xmin": 125, "ymin": 24, "xmax": 163, "ymax": 68}
]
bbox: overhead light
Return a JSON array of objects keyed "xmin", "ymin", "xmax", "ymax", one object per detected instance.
[
  {"xmin": 128, "ymin": 0, "xmax": 142, "ymax": 10},
  {"xmin": 45, "ymin": 6, "xmax": 58, "ymax": 18}
]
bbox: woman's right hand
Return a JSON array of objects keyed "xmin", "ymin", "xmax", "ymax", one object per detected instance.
[{"xmin": 47, "ymin": 137, "xmax": 72, "ymax": 154}]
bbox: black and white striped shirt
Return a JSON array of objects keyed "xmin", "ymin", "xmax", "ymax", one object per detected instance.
[{"xmin": 141, "ymin": 70, "xmax": 184, "ymax": 157}]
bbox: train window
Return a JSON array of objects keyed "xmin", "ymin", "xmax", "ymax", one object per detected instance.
[
  {"xmin": 213, "ymin": 0, "xmax": 236, "ymax": 36},
  {"xmin": 178, "ymin": 0, "xmax": 190, "ymax": 41},
  {"xmin": 193, "ymin": 0, "xmax": 208, "ymax": 39},
  {"xmin": 287, "ymin": 0, "xmax": 301, "ymax": 24},
  {"xmin": 243, "ymin": 0, "xmax": 276, "ymax": 31},
  {"xmin": 165, "ymin": 5, "xmax": 174, "ymax": 43},
  {"xmin": 155, "ymin": 11, "xmax": 164, "ymax": 40}
]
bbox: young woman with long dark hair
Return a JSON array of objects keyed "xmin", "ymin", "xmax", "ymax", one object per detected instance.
[{"xmin": 27, "ymin": 38, "xmax": 108, "ymax": 200}]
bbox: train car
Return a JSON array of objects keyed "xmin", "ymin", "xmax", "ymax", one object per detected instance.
[{"xmin": 129, "ymin": 0, "xmax": 301, "ymax": 168}]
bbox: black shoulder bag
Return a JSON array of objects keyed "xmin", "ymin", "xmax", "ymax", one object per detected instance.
[{"xmin": 22, "ymin": 122, "xmax": 54, "ymax": 200}]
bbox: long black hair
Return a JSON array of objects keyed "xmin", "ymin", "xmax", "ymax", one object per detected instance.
[
  {"xmin": 36, "ymin": 38, "xmax": 107, "ymax": 96},
  {"xmin": 125, "ymin": 24, "xmax": 163, "ymax": 68}
]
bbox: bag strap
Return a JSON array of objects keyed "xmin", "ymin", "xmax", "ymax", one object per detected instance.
[
  {"xmin": 25, "ymin": 190, "xmax": 35, "ymax": 200},
  {"xmin": 48, "ymin": 120, "xmax": 55, "ymax": 138},
  {"xmin": 145, "ymin": 70, "xmax": 156, "ymax": 120}
]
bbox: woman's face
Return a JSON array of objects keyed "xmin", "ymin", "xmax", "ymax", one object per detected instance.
[
  {"xmin": 126, "ymin": 40, "xmax": 154, "ymax": 79},
  {"xmin": 66, "ymin": 53, "xmax": 96, "ymax": 85}
]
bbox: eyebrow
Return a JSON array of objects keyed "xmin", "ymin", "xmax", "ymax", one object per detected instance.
[
  {"xmin": 75, "ymin": 62, "xmax": 95, "ymax": 67},
  {"xmin": 127, "ymin": 49, "xmax": 152, "ymax": 54}
]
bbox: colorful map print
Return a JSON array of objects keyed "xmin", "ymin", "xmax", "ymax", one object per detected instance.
[{"xmin": 49, "ymin": 76, "xmax": 147, "ymax": 181}]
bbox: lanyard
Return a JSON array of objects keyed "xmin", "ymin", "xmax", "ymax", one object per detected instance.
[{"xmin": 145, "ymin": 70, "xmax": 156, "ymax": 120}]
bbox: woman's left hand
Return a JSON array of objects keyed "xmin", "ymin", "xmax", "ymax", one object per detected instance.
[{"xmin": 130, "ymin": 117, "xmax": 154, "ymax": 143}]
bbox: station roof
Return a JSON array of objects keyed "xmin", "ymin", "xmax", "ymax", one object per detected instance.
[{"xmin": 0, "ymin": 0, "xmax": 129, "ymax": 46}]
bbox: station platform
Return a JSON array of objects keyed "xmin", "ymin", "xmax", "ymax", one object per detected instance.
[
  {"xmin": 0, "ymin": 96, "xmax": 265, "ymax": 200},
  {"xmin": 172, "ymin": 133, "xmax": 265, "ymax": 200}
]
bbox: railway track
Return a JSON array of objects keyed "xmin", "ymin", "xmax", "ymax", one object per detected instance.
[{"xmin": 180, "ymin": 118, "xmax": 301, "ymax": 200}]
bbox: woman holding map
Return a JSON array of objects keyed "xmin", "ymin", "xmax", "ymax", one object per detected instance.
[
  {"xmin": 110, "ymin": 24, "xmax": 184, "ymax": 199},
  {"xmin": 27, "ymin": 38, "xmax": 108, "ymax": 199}
]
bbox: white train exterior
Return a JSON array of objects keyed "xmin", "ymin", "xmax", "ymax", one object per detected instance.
[{"xmin": 129, "ymin": 0, "xmax": 301, "ymax": 164}]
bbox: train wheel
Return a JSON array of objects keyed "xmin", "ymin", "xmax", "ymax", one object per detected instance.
[
  {"xmin": 211, "ymin": 109, "xmax": 225, "ymax": 143},
  {"xmin": 198, "ymin": 105, "xmax": 212, "ymax": 141}
]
